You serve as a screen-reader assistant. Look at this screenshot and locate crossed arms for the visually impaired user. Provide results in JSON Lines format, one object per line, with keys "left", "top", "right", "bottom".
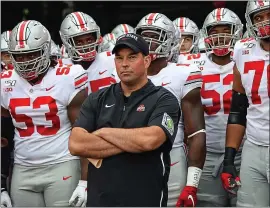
{"left": 69, "top": 126, "right": 167, "bottom": 159}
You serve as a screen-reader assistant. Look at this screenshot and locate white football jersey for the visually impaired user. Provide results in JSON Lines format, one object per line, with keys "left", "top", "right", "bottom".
{"left": 1, "top": 63, "right": 87, "bottom": 166}
{"left": 60, "top": 51, "right": 116, "bottom": 94}
{"left": 148, "top": 63, "right": 202, "bottom": 148}
{"left": 177, "top": 53, "right": 206, "bottom": 71}
{"left": 233, "top": 38, "right": 269, "bottom": 146}
{"left": 177, "top": 53, "right": 191, "bottom": 64}
{"left": 180, "top": 52, "right": 235, "bottom": 152}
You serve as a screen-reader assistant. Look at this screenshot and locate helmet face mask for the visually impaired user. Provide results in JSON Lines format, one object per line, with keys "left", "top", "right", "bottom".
{"left": 135, "top": 13, "right": 176, "bottom": 60}
{"left": 202, "top": 8, "right": 243, "bottom": 56}
{"left": 205, "top": 24, "right": 236, "bottom": 56}
{"left": 64, "top": 31, "right": 101, "bottom": 62}
{"left": 1, "top": 31, "right": 12, "bottom": 67}
{"left": 11, "top": 44, "right": 50, "bottom": 81}
{"left": 60, "top": 12, "right": 101, "bottom": 62}
{"left": 246, "top": 1, "right": 270, "bottom": 39}
{"left": 9, "top": 20, "right": 51, "bottom": 81}
{"left": 138, "top": 28, "right": 173, "bottom": 60}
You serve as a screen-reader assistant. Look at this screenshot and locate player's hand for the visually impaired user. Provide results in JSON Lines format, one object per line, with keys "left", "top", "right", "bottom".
{"left": 1, "top": 137, "right": 8, "bottom": 147}
{"left": 1, "top": 189, "right": 12, "bottom": 207}
{"left": 176, "top": 186, "right": 197, "bottom": 207}
{"left": 221, "top": 159, "right": 241, "bottom": 195}
{"left": 221, "top": 147, "right": 241, "bottom": 195}
{"left": 69, "top": 180, "right": 87, "bottom": 207}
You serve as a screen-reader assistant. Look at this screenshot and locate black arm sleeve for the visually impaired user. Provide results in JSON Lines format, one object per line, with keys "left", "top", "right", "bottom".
{"left": 147, "top": 90, "right": 180, "bottom": 144}
{"left": 228, "top": 90, "right": 249, "bottom": 127}
{"left": 73, "top": 93, "right": 97, "bottom": 133}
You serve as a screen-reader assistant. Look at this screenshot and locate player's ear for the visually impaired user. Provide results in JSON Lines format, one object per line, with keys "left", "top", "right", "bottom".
{"left": 143, "top": 54, "right": 151, "bottom": 69}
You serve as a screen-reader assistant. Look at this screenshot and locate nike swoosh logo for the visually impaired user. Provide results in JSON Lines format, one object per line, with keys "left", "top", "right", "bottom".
{"left": 99, "top": 70, "right": 107, "bottom": 75}
{"left": 45, "top": 85, "right": 55, "bottom": 91}
{"left": 188, "top": 195, "right": 195, "bottom": 207}
{"left": 105, "top": 104, "right": 115, "bottom": 108}
{"left": 170, "top": 161, "right": 180, "bottom": 166}
{"left": 63, "top": 176, "right": 72, "bottom": 180}
{"left": 161, "top": 82, "right": 171, "bottom": 86}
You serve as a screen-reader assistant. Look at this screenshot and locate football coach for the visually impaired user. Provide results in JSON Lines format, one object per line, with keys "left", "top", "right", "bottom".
{"left": 69, "top": 33, "right": 180, "bottom": 207}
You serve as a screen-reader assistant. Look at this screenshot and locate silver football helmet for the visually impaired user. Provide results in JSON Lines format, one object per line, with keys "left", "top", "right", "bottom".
{"left": 9, "top": 20, "right": 51, "bottom": 81}
{"left": 135, "top": 13, "right": 177, "bottom": 60}
{"left": 100, "top": 33, "right": 116, "bottom": 52}
{"left": 111, "top": 24, "right": 135, "bottom": 39}
{"left": 245, "top": 0, "right": 270, "bottom": 39}
{"left": 193, "top": 29, "right": 206, "bottom": 53}
{"left": 202, "top": 8, "right": 243, "bottom": 56}
{"left": 60, "top": 11, "right": 101, "bottom": 62}
{"left": 1, "top": 30, "right": 11, "bottom": 52}
{"left": 50, "top": 40, "right": 62, "bottom": 59}
{"left": 173, "top": 17, "right": 199, "bottom": 53}
{"left": 1, "top": 30, "right": 13, "bottom": 70}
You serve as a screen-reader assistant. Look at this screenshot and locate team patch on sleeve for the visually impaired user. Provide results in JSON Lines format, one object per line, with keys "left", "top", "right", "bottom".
{"left": 184, "top": 71, "right": 202, "bottom": 86}
{"left": 74, "top": 72, "right": 88, "bottom": 89}
{"left": 162, "top": 112, "right": 174, "bottom": 136}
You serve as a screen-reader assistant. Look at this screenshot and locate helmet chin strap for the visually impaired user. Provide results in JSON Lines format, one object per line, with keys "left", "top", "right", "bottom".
{"left": 212, "top": 48, "right": 231, "bottom": 56}
{"left": 78, "top": 50, "right": 97, "bottom": 62}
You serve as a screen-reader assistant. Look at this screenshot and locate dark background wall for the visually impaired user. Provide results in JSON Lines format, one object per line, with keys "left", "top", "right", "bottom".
{"left": 1, "top": 1, "right": 247, "bottom": 45}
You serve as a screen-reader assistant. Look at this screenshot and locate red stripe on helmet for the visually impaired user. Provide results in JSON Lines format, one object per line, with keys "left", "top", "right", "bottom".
{"left": 122, "top": 24, "right": 129, "bottom": 33}
{"left": 257, "top": 0, "right": 264, "bottom": 6}
{"left": 179, "top": 17, "right": 185, "bottom": 32}
{"left": 109, "top": 33, "right": 114, "bottom": 40}
{"left": 147, "top": 13, "right": 157, "bottom": 25}
{"left": 74, "top": 12, "right": 86, "bottom": 29}
{"left": 216, "top": 8, "right": 222, "bottom": 21}
{"left": 18, "top": 21, "right": 30, "bottom": 48}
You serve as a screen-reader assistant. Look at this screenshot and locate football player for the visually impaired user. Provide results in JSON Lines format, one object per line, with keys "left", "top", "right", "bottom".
{"left": 172, "top": 17, "right": 199, "bottom": 63}
{"left": 59, "top": 11, "right": 116, "bottom": 206}
{"left": 221, "top": 1, "right": 269, "bottom": 206}
{"left": 1, "top": 31, "right": 13, "bottom": 71}
{"left": 135, "top": 13, "right": 206, "bottom": 207}
{"left": 179, "top": 8, "right": 244, "bottom": 206}
{"left": 111, "top": 23, "right": 135, "bottom": 38}
{"left": 1, "top": 20, "right": 87, "bottom": 207}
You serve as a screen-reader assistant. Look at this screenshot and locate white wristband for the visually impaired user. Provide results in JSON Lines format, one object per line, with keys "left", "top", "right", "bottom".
{"left": 78, "top": 180, "right": 87, "bottom": 188}
{"left": 186, "top": 167, "right": 202, "bottom": 188}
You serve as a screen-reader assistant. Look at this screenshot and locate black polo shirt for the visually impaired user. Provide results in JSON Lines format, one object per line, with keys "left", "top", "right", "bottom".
{"left": 74, "top": 80, "right": 180, "bottom": 207}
